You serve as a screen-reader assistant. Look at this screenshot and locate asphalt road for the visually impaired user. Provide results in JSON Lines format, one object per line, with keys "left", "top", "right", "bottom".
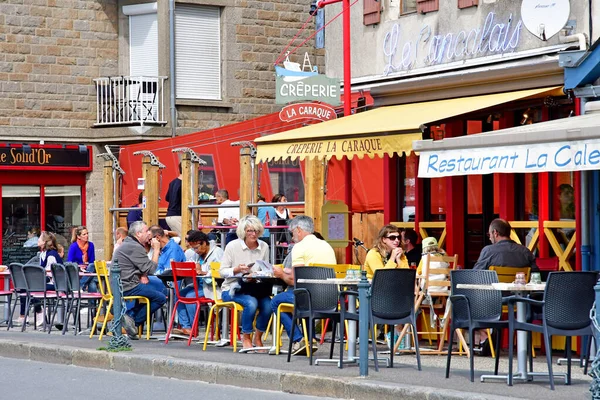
{"left": 0, "top": 357, "right": 340, "bottom": 400}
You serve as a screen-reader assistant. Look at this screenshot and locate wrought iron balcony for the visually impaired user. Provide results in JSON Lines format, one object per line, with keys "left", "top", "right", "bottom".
{"left": 93, "top": 76, "right": 168, "bottom": 127}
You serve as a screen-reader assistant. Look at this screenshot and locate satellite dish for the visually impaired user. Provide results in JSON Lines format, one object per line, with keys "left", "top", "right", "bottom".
{"left": 521, "top": 0, "right": 570, "bottom": 41}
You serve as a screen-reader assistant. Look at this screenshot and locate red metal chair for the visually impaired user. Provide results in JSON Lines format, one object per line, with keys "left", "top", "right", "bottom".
{"left": 166, "top": 261, "right": 214, "bottom": 346}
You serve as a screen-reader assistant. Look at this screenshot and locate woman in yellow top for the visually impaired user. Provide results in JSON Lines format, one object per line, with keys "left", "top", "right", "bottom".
{"left": 364, "top": 225, "right": 408, "bottom": 279}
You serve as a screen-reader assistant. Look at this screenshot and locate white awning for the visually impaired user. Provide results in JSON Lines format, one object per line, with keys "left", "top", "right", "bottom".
{"left": 413, "top": 113, "right": 600, "bottom": 178}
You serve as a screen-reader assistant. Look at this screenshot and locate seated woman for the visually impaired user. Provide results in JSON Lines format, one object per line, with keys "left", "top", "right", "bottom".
{"left": 417, "top": 236, "right": 449, "bottom": 293}
{"left": 219, "top": 215, "right": 271, "bottom": 352}
{"left": 363, "top": 225, "right": 408, "bottom": 349}
{"left": 364, "top": 224, "right": 408, "bottom": 280}
{"left": 66, "top": 226, "right": 97, "bottom": 292}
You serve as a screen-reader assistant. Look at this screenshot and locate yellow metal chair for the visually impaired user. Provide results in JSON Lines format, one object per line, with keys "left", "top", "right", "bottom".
{"left": 203, "top": 262, "right": 244, "bottom": 352}
{"left": 89, "top": 260, "right": 152, "bottom": 340}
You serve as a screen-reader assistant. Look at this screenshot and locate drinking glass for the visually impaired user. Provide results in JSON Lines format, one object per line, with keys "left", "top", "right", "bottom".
{"left": 530, "top": 272, "right": 542, "bottom": 284}
{"left": 514, "top": 272, "right": 526, "bottom": 285}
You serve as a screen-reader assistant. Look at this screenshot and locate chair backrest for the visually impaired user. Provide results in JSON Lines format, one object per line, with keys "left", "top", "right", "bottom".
{"left": 94, "top": 260, "right": 111, "bottom": 298}
{"left": 544, "top": 271, "right": 598, "bottom": 330}
{"left": 171, "top": 261, "right": 202, "bottom": 300}
{"left": 308, "top": 263, "right": 359, "bottom": 279}
{"left": 294, "top": 266, "right": 338, "bottom": 312}
{"left": 22, "top": 264, "right": 48, "bottom": 292}
{"left": 50, "top": 263, "right": 69, "bottom": 294}
{"left": 489, "top": 266, "right": 531, "bottom": 283}
{"left": 209, "top": 262, "right": 223, "bottom": 303}
{"left": 8, "top": 263, "right": 27, "bottom": 291}
{"left": 421, "top": 253, "right": 457, "bottom": 294}
{"left": 371, "top": 268, "right": 416, "bottom": 320}
{"left": 64, "top": 262, "right": 82, "bottom": 292}
{"left": 450, "top": 269, "right": 502, "bottom": 322}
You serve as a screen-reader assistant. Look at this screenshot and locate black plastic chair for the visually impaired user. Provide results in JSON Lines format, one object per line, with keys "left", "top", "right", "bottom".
{"left": 506, "top": 271, "right": 597, "bottom": 390}
{"left": 287, "top": 266, "right": 340, "bottom": 365}
{"left": 64, "top": 262, "right": 102, "bottom": 335}
{"left": 49, "top": 263, "right": 69, "bottom": 334}
{"left": 7, "top": 263, "right": 26, "bottom": 331}
{"left": 369, "top": 268, "right": 421, "bottom": 371}
{"left": 22, "top": 265, "right": 56, "bottom": 332}
{"left": 446, "top": 269, "right": 507, "bottom": 382}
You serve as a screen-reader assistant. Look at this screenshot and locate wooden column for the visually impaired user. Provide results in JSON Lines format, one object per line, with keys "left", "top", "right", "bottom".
{"left": 305, "top": 157, "right": 326, "bottom": 231}
{"left": 238, "top": 147, "right": 256, "bottom": 218}
{"left": 180, "top": 153, "right": 197, "bottom": 246}
{"left": 103, "top": 159, "right": 115, "bottom": 260}
{"left": 383, "top": 154, "right": 398, "bottom": 224}
{"left": 142, "top": 156, "right": 159, "bottom": 226}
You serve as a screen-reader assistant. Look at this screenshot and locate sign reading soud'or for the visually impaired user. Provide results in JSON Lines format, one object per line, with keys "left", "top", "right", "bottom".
{"left": 279, "top": 103, "right": 337, "bottom": 123}
{"left": 276, "top": 74, "right": 341, "bottom": 106}
{"left": 0, "top": 145, "right": 92, "bottom": 171}
{"left": 418, "top": 139, "right": 600, "bottom": 178}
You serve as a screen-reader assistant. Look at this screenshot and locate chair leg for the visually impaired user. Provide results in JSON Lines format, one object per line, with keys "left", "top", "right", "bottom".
{"left": 339, "top": 316, "right": 345, "bottom": 369}
{"left": 389, "top": 324, "right": 394, "bottom": 369}
{"left": 584, "top": 335, "right": 593, "bottom": 375}
{"left": 189, "top": 302, "right": 202, "bottom": 347}
{"left": 203, "top": 306, "right": 216, "bottom": 351}
{"left": 370, "top": 316, "right": 379, "bottom": 372}
{"left": 329, "top": 320, "right": 337, "bottom": 360}
{"left": 22, "top": 297, "right": 31, "bottom": 332}
{"left": 528, "top": 331, "right": 534, "bottom": 373}
{"left": 565, "top": 336, "right": 572, "bottom": 386}
{"left": 468, "top": 328, "right": 475, "bottom": 383}
{"left": 165, "top": 300, "right": 179, "bottom": 345}
{"left": 89, "top": 298, "right": 104, "bottom": 338}
{"left": 494, "top": 327, "right": 502, "bottom": 375}
{"left": 445, "top": 323, "right": 455, "bottom": 378}
{"left": 543, "top": 329, "right": 555, "bottom": 390}
{"left": 508, "top": 325, "right": 514, "bottom": 386}
{"left": 287, "top": 312, "right": 297, "bottom": 363}
{"left": 308, "top": 318, "right": 314, "bottom": 366}
{"left": 412, "top": 322, "right": 421, "bottom": 371}
{"left": 7, "top": 294, "right": 19, "bottom": 331}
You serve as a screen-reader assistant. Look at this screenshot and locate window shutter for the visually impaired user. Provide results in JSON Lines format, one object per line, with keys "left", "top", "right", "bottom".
{"left": 175, "top": 5, "right": 221, "bottom": 101}
{"left": 129, "top": 13, "right": 159, "bottom": 76}
{"left": 458, "top": 0, "right": 478, "bottom": 9}
{"left": 417, "top": 0, "right": 439, "bottom": 14}
{"left": 363, "top": 0, "right": 380, "bottom": 26}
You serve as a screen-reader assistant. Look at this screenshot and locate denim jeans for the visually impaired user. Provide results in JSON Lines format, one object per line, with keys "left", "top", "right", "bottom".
{"left": 175, "top": 285, "right": 205, "bottom": 329}
{"left": 221, "top": 291, "right": 271, "bottom": 334}
{"left": 147, "top": 275, "right": 168, "bottom": 296}
{"left": 123, "top": 283, "right": 167, "bottom": 325}
{"left": 80, "top": 264, "right": 98, "bottom": 293}
{"left": 271, "top": 289, "right": 303, "bottom": 343}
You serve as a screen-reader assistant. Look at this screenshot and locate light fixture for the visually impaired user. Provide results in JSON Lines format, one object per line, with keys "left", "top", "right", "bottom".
{"left": 520, "top": 108, "right": 532, "bottom": 125}
{"left": 22, "top": 144, "right": 32, "bottom": 154}
{"left": 78, "top": 144, "right": 87, "bottom": 153}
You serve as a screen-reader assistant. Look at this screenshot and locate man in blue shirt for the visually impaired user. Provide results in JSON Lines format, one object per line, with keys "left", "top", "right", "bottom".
{"left": 146, "top": 225, "right": 185, "bottom": 295}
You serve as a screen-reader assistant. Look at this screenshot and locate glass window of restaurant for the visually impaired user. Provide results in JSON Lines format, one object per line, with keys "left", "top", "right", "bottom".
{"left": 1, "top": 184, "right": 83, "bottom": 264}
{"left": 267, "top": 157, "right": 305, "bottom": 202}
{"left": 197, "top": 155, "right": 218, "bottom": 201}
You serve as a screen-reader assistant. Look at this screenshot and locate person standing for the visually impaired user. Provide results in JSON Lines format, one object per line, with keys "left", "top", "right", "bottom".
{"left": 112, "top": 221, "right": 166, "bottom": 339}
{"left": 473, "top": 218, "right": 537, "bottom": 271}
{"left": 165, "top": 163, "right": 183, "bottom": 238}
{"left": 271, "top": 215, "right": 336, "bottom": 355}
{"left": 215, "top": 189, "right": 240, "bottom": 246}
{"left": 256, "top": 194, "right": 276, "bottom": 244}
{"left": 127, "top": 192, "right": 144, "bottom": 228}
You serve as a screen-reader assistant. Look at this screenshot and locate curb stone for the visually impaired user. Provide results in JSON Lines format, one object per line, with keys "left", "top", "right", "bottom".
{"left": 0, "top": 339, "right": 521, "bottom": 400}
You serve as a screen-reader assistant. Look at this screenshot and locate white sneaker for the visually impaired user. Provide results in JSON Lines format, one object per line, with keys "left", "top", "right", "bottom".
{"left": 215, "top": 338, "right": 230, "bottom": 347}
{"left": 35, "top": 312, "right": 45, "bottom": 328}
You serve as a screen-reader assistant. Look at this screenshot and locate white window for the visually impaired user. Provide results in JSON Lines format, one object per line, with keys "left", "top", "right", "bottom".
{"left": 175, "top": 4, "right": 221, "bottom": 101}
{"left": 124, "top": 3, "right": 159, "bottom": 76}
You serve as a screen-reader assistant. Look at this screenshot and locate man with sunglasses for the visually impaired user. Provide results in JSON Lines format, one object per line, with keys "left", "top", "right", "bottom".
{"left": 473, "top": 218, "right": 537, "bottom": 271}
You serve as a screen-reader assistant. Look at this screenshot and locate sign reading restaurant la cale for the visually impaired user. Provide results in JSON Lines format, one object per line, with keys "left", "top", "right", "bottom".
{"left": 383, "top": 12, "right": 523, "bottom": 75}
{"left": 418, "top": 139, "right": 600, "bottom": 177}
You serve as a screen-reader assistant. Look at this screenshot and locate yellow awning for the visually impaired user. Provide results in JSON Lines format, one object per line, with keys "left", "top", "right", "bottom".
{"left": 255, "top": 86, "right": 562, "bottom": 162}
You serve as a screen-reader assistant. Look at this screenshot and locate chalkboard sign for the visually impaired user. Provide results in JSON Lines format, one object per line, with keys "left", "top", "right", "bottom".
{"left": 2, "top": 233, "right": 39, "bottom": 264}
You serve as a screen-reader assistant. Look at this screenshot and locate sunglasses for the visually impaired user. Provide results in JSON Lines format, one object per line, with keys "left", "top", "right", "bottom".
{"left": 386, "top": 235, "right": 400, "bottom": 241}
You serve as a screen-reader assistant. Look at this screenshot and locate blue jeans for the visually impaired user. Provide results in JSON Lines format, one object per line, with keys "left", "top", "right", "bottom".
{"left": 221, "top": 291, "right": 271, "bottom": 334}
{"left": 123, "top": 283, "right": 167, "bottom": 325}
{"left": 176, "top": 285, "right": 205, "bottom": 329}
{"left": 147, "top": 275, "right": 168, "bottom": 296}
{"left": 271, "top": 289, "right": 302, "bottom": 343}
{"left": 80, "top": 264, "right": 98, "bottom": 293}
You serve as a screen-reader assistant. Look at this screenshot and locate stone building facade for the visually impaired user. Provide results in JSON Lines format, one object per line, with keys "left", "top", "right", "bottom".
{"left": 0, "top": 0, "right": 324, "bottom": 261}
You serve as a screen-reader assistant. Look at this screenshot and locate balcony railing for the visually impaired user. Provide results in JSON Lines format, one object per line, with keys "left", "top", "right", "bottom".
{"left": 94, "top": 76, "right": 168, "bottom": 127}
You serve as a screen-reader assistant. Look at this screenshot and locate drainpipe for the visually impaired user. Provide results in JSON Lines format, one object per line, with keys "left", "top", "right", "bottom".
{"left": 169, "top": 0, "right": 177, "bottom": 137}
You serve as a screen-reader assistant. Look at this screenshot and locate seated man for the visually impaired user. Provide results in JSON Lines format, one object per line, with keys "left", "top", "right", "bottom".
{"left": 174, "top": 230, "right": 224, "bottom": 336}
{"left": 112, "top": 221, "right": 167, "bottom": 339}
{"left": 271, "top": 216, "right": 336, "bottom": 355}
{"left": 147, "top": 225, "right": 185, "bottom": 295}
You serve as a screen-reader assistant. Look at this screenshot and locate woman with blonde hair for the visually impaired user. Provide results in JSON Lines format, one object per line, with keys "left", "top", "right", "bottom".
{"left": 220, "top": 215, "right": 271, "bottom": 352}
{"left": 364, "top": 224, "right": 408, "bottom": 280}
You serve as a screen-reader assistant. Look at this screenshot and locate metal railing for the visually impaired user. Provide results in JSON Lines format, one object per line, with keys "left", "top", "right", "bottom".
{"left": 93, "top": 76, "right": 168, "bottom": 127}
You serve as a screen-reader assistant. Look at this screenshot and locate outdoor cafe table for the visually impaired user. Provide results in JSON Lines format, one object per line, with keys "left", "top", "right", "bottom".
{"left": 456, "top": 282, "right": 567, "bottom": 385}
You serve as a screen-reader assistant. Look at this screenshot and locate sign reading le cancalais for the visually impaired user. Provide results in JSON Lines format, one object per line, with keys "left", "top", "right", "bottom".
{"left": 275, "top": 56, "right": 341, "bottom": 106}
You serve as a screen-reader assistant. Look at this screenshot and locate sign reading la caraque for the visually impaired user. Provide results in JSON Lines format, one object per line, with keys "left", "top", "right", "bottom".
{"left": 418, "top": 139, "right": 600, "bottom": 177}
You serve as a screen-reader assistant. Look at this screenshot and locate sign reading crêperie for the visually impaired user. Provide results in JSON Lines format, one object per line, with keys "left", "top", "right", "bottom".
{"left": 418, "top": 139, "right": 600, "bottom": 178}
{"left": 276, "top": 75, "right": 341, "bottom": 106}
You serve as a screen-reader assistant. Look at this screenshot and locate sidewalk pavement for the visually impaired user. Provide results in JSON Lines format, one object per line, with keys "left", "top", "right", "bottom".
{"left": 0, "top": 330, "right": 592, "bottom": 400}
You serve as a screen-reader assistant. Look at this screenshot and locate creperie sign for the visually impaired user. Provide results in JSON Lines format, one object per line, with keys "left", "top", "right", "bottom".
{"left": 279, "top": 103, "right": 337, "bottom": 122}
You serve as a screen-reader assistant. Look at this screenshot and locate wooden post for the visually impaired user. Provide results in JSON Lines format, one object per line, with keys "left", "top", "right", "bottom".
{"left": 103, "top": 159, "right": 115, "bottom": 260}
{"left": 142, "top": 156, "right": 159, "bottom": 226}
{"left": 305, "top": 157, "right": 326, "bottom": 231}
{"left": 238, "top": 147, "right": 256, "bottom": 218}
{"left": 180, "top": 153, "right": 196, "bottom": 246}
